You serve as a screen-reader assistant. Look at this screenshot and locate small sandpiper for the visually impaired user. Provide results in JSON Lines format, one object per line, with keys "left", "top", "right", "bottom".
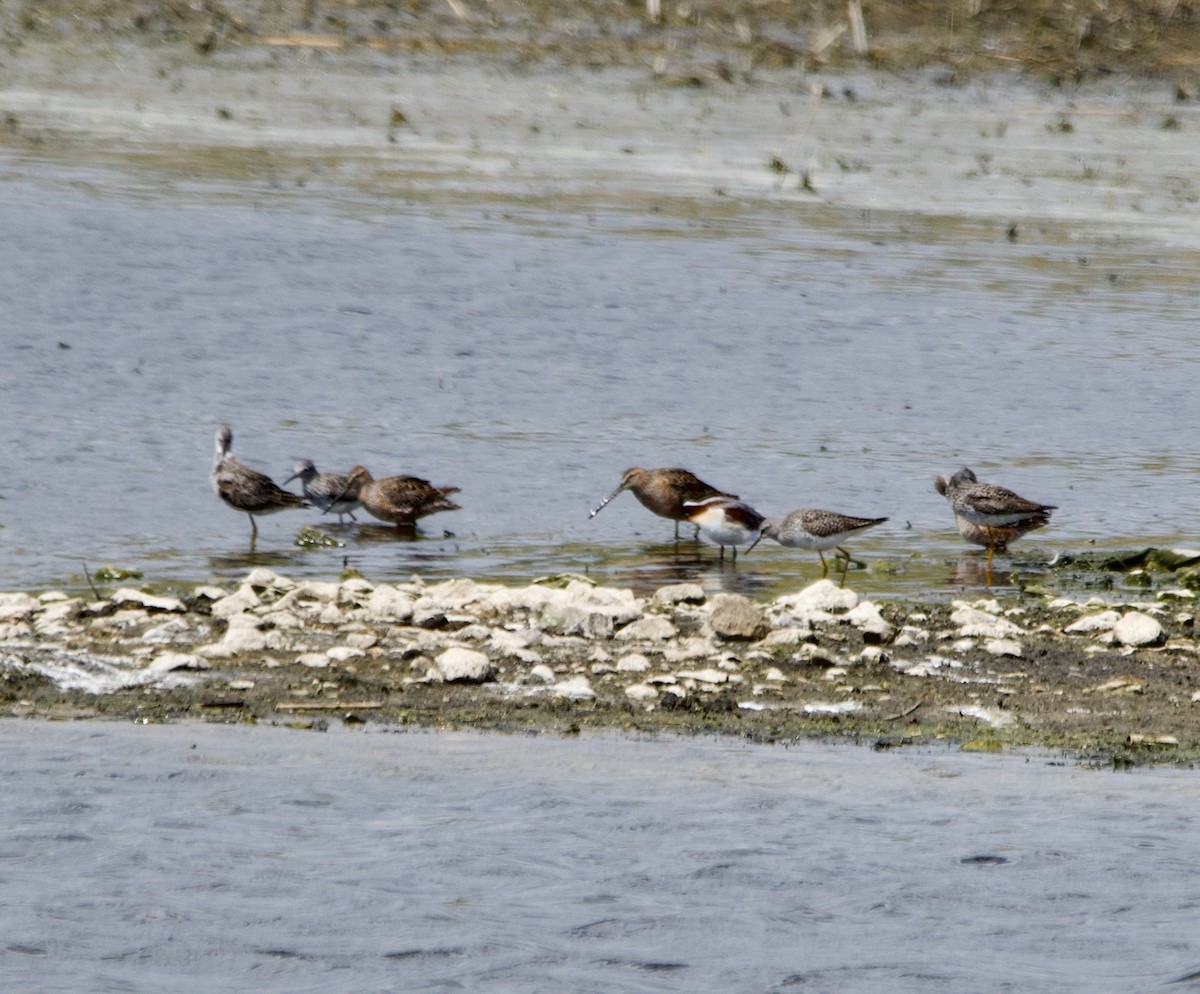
{"left": 589, "top": 467, "right": 738, "bottom": 540}
{"left": 285, "top": 459, "right": 361, "bottom": 524}
{"left": 681, "top": 495, "right": 766, "bottom": 563}
{"left": 211, "top": 424, "right": 307, "bottom": 549}
{"left": 338, "top": 465, "right": 461, "bottom": 527}
{"left": 935, "top": 467, "right": 1056, "bottom": 569}
{"left": 748, "top": 509, "right": 888, "bottom": 581}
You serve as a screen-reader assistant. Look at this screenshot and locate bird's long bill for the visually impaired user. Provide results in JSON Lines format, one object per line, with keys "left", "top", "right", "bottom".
{"left": 283, "top": 471, "right": 300, "bottom": 485}
{"left": 744, "top": 530, "right": 766, "bottom": 554}
{"left": 588, "top": 484, "right": 625, "bottom": 518}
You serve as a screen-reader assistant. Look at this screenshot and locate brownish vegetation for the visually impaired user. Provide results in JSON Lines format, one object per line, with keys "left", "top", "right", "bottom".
{"left": 3, "top": 1, "right": 1200, "bottom": 82}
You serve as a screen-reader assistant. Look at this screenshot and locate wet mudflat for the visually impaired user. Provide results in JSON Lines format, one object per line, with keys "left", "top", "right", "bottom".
{"left": 1, "top": 27, "right": 1199, "bottom": 752}
{"left": 2, "top": 718, "right": 1199, "bottom": 993}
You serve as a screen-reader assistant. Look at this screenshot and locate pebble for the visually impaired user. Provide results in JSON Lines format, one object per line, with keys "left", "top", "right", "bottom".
{"left": 1112, "top": 611, "right": 1165, "bottom": 647}
{"left": 625, "top": 683, "right": 659, "bottom": 701}
{"left": 147, "top": 652, "right": 208, "bottom": 674}
{"left": 552, "top": 675, "right": 595, "bottom": 700}
{"left": 1064, "top": 610, "right": 1122, "bottom": 634}
{"left": 615, "top": 616, "right": 678, "bottom": 641}
{"left": 707, "top": 594, "right": 768, "bottom": 640}
{"left": 616, "top": 653, "right": 650, "bottom": 673}
{"left": 434, "top": 647, "right": 495, "bottom": 683}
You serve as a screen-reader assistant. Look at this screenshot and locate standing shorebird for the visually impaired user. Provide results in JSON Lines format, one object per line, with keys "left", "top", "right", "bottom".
{"left": 285, "top": 460, "right": 361, "bottom": 524}
{"left": 935, "top": 467, "right": 1056, "bottom": 569}
{"left": 681, "top": 496, "right": 766, "bottom": 563}
{"left": 338, "top": 465, "right": 461, "bottom": 528}
{"left": 747, "top": 509, "right": 888, "bottom": 582}
{"left": 589, "top": 467, "right": 738, "bottom": 540}
{"left": 211, "top": 424, "right": 307, "bottom": 550}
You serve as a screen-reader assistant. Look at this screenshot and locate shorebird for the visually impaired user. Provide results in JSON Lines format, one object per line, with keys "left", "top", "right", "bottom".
{"left": 747, "top": 509, "right": 888, "bottom": 582}
{"left": 285, "top": 460, "right": 361, "bottom": 524}
{"left": 681, "top": 496, "right": 766, "bottom": 563}
{"left": 935, "top": 467, "right": 1056, "bottom": 569}
{"left": 589, "top": 467, "right": 738, "bottom": 540}
{"left": 211, "top": 424, "right": 306, "bottom": 549}
{"left": 338, "top": 465, "right": 461, "bottom": 527}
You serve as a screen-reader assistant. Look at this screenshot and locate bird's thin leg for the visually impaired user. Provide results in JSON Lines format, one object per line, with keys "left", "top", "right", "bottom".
{"left": 247, "top": 514, "right": 259, "bottom": 552}
{"left": 836, "top": 547, "right": 851, "bottom": 587}
{"left": 674, "top": 520, "right": 681, "bottom": 541}
{"left": 818, "top": 550, "right": 829, "bottom": 578}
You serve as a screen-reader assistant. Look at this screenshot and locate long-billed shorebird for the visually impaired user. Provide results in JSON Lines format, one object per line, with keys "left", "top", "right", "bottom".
{"left": 748, "top": 508, "right": 888, "bottom": 582}
{"left": 682, "top": 495, "right": 766, "bottom": 563}
{"left": 338, "top": 465, "right": 460, "bottom": 528}
{"left": 211, "top": 424, "right": 306, "bottom": 549}
{"left": 935, "top": 467, "right": 1056, "bottom": 569}
{"left": 589, "top": 467, "right": 738, "bottom": 540}
{"left": 285, "top": 459, "right": 361, "bottom": 524}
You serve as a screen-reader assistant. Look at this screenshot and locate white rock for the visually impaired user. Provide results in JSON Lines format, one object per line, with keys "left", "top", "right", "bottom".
{"left": 802, "top": 701, "right": 862, "bottom": 715}
{"left": 775, "top": 580, "right": 859, "bottom": 617}
{"left": 984, "top": 638, "right": 1024, "bottom": 658}
{"left": 366, "top": 584, "right": 414, "bottom": 622}
{"left": 339, "top": 577, "right": 375, "bottom": 602}
{"left": 950, "top": 605, "right": 1024, "bottom": 638}
{"left": 147, "top": 652, "right": 208, "bottom": 674}
{"left": 0, "top": 592, "right": 41, "bottom": 621}
{"left": 218, "top": 626, "right": 269, "bottom": 654}
{"left": 318, "top": 604, "right": 346, "bottom": 626}
{"left": 141, "top": 618, "right": 191, "bottom": 643}
{"left": 616, "top": 654, "right": 651, "bottom": 673}
{"left": 552, "top": 675, "right": 595, "bottom": 699}
{"left": 419, "top": 577, "right": 501, "bottom": 612}
{"left": 210, "top": 585, "right": 261, "bottom": 618}
{"left": 297, "top": 653, "right": 331, "bottom": 668}
{"left": 763, "top": 667, "right": 788, "bottom": 682}
{"left": 434, "top": 647, "right": 495, "bottom": 683}
{"left": 244, "top": 567, "right": 294, "bottom": 591}
{"left": 113, "top": 588, "right": 186, "bottom": 613}
{"left": 893, "top": 626, "right": 929, "bottom": 647}
{"left": 327, "top": 646, "right": 365, "bottom": 662}
{"left": 529, "top": 664, "right": 556, "bottom": 683}
{"left": 652, "top": 583, "right": 706, "bottom": 607}
{"left": 858, "top": 646, "right": 890, "bottom": 664}
{"left": 294, "top": 581, "right": 341, "bottom": 603}
{"left": 625, "top": 683, "right": 659, "bottom": 701}
{"left": 1112, "top": 611, "right": 1165, "bottom": 647}
{"left": 615, "top": 616, "right": 678, "bottom": 641}
{"left": 676, "top": 668, "right": 728, "bottom": 685}
{"left": 345, "top": 633, "right": 378, "bottom": 650}
{"left": 662, "top": 638, "right": 717, "bottom": 663}
{"left": 844, "top": 601, "right": 893, "bottom": 639}
{"left": 1064, "top": 610, "right": 1122, "bottom": 634}
{"left": 758, "top": 628, "right": 811, "bottom": 647}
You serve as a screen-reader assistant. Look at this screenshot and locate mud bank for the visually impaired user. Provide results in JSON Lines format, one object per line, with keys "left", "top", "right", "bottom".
{"left": 2, "top": 568, "right": 1198, "bottom": 766}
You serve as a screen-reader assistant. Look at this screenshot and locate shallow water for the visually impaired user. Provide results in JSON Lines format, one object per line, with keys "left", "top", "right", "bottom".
{"left": 0, "top": 719, "right": 1197, "bottom": 993}
{"left": 1, "top": 53, "right": 1199, "bottom": 600}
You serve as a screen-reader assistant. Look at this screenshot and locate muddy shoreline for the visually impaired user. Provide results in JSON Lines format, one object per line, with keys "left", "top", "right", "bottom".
{"left": 3, "top": 567, "right": 1198, "bottom": 767}
{"left": 7, "top": 0, "right": 1200, "bottom": 83}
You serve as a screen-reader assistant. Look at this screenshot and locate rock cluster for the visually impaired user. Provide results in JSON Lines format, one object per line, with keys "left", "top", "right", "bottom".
{"left": 1, "top": 571, "right": 1197, "bottom": 746}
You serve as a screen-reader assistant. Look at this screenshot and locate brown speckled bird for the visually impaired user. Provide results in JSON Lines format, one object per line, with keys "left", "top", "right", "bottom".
{"left": 935, "top": 467, "right": 1055, "bottom": 568}
{"left": 589, "top": 467, "right": 737, "bottom": 540}
{"left": 748, "top": 508, "right": 888, "bottom": 582}
{"left": 211, "top": 424, "right": 306, "bottom": 549}
{"left": 340, "top": 465, "right": 461, "bottom": 528}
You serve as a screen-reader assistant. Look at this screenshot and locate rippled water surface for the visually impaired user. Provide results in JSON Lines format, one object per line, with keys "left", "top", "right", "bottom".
{"left": 1, "top": 720, "right": 1197, "bottom": 993}
{"left": 1, "top": 162, "right": 1197, "bottom": 599}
